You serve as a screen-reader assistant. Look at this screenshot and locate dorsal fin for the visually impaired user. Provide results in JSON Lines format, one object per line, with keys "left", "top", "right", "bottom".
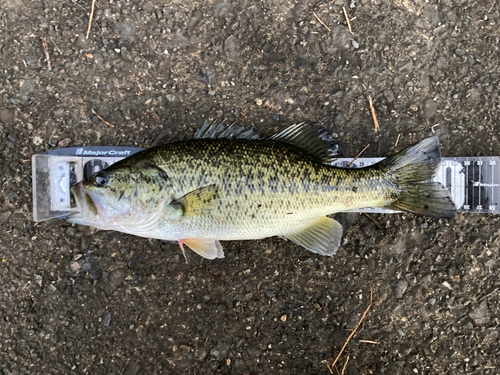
{"left": 268, "top": 123, "right": 338, "bottom": 163}
{"left": 195, "top": 120, "right": 260, "bottom": 140}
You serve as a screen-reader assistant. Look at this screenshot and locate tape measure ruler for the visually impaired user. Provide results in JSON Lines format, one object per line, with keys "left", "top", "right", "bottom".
{"left": 32, "top": 146, "right": 500, "bottom": 222}
{"left": 332, "top": 157, "right": 499, "bottom": 214}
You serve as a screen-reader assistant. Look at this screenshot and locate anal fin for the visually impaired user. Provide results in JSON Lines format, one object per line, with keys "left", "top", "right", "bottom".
{"left": 179, "top": 238, "right": 224, "bottom": 260}
{"left": 284, "top": 217, "right": 343, "bottom": 256}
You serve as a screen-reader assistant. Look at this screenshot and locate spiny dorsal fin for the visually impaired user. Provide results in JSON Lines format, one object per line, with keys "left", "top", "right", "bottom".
{"left": 170, "top": 185, "right": 219, "bottom": 218}
{"left": 268, "top": 123, "right": 338, "bottom": 163}
{"left": 195, "top": 119, "right": 260, "bottom": 140}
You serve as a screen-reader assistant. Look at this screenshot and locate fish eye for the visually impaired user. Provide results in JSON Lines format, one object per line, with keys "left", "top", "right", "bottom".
{"left": 93, "top": 171, "right": 109, "bottom": 188}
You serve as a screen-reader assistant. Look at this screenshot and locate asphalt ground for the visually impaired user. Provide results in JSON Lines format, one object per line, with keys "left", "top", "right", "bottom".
{"left": 1, "top": 1, "right": 499, "bottom": 374}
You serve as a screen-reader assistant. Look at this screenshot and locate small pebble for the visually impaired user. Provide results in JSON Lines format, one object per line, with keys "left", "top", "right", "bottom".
{"left": 58, "top": 138, "right": 71, "bottom": 148}
{"left": 25, "top": 55, "right": 38, "bottom": 65}
{"left": 0, "top": 211, "right": 12, "bottom": 225}
{"left": 383, "top": 89, "right": 395, "bottom": 103}
{"left": 223, "top": 34, "right": 239, "bottom": 57}
{"left": 469, "top": 301, "right": 490, "bottom": 325}
{"left": 93, "top": 53, "right": 104, "bottom": 65}
{"left": 104, "top": 268, "right": 127, "bottom": 296}
{"left": 114, "top": 20, "right": 136, "bottom": 39}
{"left": 394, "top": 280, "right": 408, "bottom": 299}
{"left": 198, "top": 349, "right": 207, "bottom": 361}
{"left": 247, "top": 346, "right": 262, "bottom": 358}
{"left": 20, "top": 78, "right": 37, "bottom": 103}
{"left": 394, "top": 325, "right": 405, "bottom": 337}
{"left": 346, "top": 312, "right": 360, "bottom": 329}
{"left": 405, "top": 273, "right": 417, "bottom": 285}
{"left": 0, "top": 109, "right": 15, "bottom": 124}
{"left": 423, "top": 99, "right": 437, "bottom": 119}
{"left": 122, "top": 361, "right": 141, "bottom": 375}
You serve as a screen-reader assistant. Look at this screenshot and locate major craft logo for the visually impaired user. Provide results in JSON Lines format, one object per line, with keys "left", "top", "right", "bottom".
{"left": 473, "top": 182, "right": 499, "bottom": 187}
{"left": 75, "top": 148, "right": 131, "bottom": 156}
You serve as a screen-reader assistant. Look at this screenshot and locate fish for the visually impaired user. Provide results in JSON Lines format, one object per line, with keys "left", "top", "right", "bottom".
{"left": 67, "top": 122, "right": 456, "bottom": 259}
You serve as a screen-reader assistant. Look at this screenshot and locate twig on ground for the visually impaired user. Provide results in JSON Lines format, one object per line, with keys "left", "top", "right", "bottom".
{"left": 329, "top": 286, "right": 374, "bottom": 372}
{"left": 488, "top": 0, "right": 496, "bottom": 13}
{"left": 368, "top": 95, "right": 379, "bottom": 132}
{"left": 50, "top": 37, "right": 63, "bottom": 54}
{"left": 41, "top": 37, "right": 51, "bottom": 71}
{"left": 395, "top": 133, "right": 401, "bottom": 148}
{"left": 86, "top": 0, "right": 96, "bottom": 39}
{"left": 347, "top": 144, "right": 370, "bottom": 167}
{"left": 313, "top": 11, "right": 331, "bottom": 31}
{"left": 327, "top": 363, "right": 341, "bottom": 375}
{"left": 341, "top": 353, "right": 350, "bottom": 375}
{"left": 363, "top": 213, "right": 388, "bottom": 235}
{"left": 359, "top": 339, "right": 380, "bottom": 344}
{"left": 478, "top": 287, "right": 499, "bottom": 302}
{"left": 342, "top": 7, "right": 352, "bottom": 33}
{"left": 91, "top": 108, "right": 115, "bottom": 127}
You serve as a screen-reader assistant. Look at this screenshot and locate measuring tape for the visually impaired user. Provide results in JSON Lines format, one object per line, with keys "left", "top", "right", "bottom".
{"left": 32, "top": 147, "right": 499, "bottom": 222}
{"left": 332, "top": 157, "right": 499, "bottom": 214}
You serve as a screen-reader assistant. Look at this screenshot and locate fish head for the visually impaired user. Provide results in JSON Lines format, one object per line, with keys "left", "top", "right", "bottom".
{"left": 67, "top": 162, "right": 172, "bottom": 231}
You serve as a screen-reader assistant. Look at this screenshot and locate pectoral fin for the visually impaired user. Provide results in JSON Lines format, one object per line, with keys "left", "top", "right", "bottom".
{"left": 171, "top": 185, "right": 219, "bottom": 218}
{"left": 284, "top": 217, "right": 343, "bottom": 256}
{"left": 179, "top": 238, "right": 224, "bottom": 259}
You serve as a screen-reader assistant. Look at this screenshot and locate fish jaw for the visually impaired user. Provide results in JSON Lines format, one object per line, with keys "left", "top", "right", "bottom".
{"left": 67, "top": 181, "right": 166, "bottom": 236}
{"left": 67, "top": 182, "right": 102, "bottom": 226}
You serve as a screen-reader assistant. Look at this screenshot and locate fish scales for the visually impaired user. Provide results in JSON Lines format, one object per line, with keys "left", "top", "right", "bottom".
{"left": 128, "top": 139, "right": 395, "bottom": 240}
{"left": 68, "top": 123, "right": 456, "bottom": 259}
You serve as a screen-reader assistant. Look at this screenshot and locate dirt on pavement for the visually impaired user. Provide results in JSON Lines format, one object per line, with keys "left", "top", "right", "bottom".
{"left": 1, "top": 0, "right": 499, "bottom": 374}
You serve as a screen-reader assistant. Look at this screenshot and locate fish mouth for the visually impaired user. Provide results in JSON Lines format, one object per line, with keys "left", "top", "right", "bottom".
{"left": 67, "top": 182, "right": 99, "bottom": 223}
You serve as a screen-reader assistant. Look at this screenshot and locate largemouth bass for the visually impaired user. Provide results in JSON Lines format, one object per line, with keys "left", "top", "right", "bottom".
{"left": 68, "top": 122, "right": 456, "bottom": 259}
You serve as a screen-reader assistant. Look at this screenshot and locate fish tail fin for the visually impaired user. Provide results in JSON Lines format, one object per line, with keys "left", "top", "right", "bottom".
{"left": 379, "top": 137, "right": 456, "bottom": 219}
{"left": 389, "top": 182, "right": 456, "bottom": 218}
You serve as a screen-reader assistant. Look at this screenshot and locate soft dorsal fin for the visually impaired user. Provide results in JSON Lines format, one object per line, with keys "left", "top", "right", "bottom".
{"left": 268, "top": 123, "right": 338, "bottom": 163}
{"left": 195, "top": 120, "right": 260, "bottom": 140}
